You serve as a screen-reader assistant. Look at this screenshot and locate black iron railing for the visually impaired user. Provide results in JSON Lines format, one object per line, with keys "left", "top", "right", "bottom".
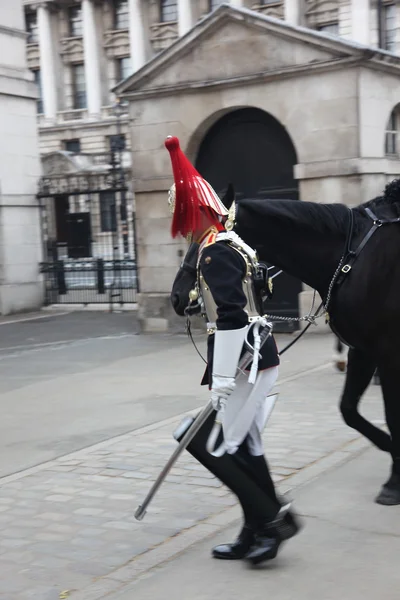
{"left": 40, "top": 258, "right": 137, "bottom": 306}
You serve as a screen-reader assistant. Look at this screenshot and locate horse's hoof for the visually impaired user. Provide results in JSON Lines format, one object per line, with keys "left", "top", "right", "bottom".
{"left": 335, "top": 360, "right": 346, "bottom": 373}
{"left": 375, "top": 477, "right": 400, "bottom": 505}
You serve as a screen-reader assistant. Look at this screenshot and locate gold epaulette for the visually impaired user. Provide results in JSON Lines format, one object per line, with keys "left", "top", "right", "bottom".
{"left": 203, "top": 230, "right": 218, "bottom": 248}
{"left": 198, "top": 226, "right": 219, "bottom": 256}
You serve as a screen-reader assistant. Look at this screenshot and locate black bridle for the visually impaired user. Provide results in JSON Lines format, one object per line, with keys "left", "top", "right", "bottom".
{"left": 335, "top": 206, "right": 400, "bottom": 291}
{"left": 180, "top": 205, "right": 400, "bottom": 362}
{"left": 327, "top": 205, "right": 400, "bottom": 349}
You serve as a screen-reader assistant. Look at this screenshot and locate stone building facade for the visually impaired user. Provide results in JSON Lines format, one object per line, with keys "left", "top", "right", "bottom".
{"left": 114, "top": 4, "right": 400, "bottom": 331}
{"left": 21, "top": 0, "right": 400, "bottom": 323}
{"left": 0, "top": 2, "right": 42, "bottom": 314}
{"left": 23, "top": 0, "right": 400, "bottom": 156}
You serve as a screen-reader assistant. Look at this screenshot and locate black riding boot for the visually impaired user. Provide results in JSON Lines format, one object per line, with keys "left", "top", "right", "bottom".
{"left": 238, "top": 450, "right": 302, "bottom": 542}
{"left": 245, "top": 510, "right": 295, "bottom": 565}
{"left": 212, "top": 524, "right": 255, "bottom": 560}
{"left": 173, "top": 413, "right": 280, "bottom": 560}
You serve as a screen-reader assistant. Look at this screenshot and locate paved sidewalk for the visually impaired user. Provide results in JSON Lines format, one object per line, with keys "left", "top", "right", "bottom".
{"left": 114, "top": 447, "right": 398, "bottom": 600}
{"left": 0, "top": 335, "right": 385, "bottom": 600}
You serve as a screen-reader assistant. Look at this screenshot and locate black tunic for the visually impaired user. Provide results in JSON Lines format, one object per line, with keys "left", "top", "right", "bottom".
{"left": 199, "top": 241, "right": 279, "bottom": 386}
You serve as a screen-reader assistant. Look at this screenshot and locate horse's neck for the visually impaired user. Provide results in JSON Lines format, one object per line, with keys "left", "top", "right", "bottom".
{"left": 237, "top": 200, "right": 347, "bottom": 296}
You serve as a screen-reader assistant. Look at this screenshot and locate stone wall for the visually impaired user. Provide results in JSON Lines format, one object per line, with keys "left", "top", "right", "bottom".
{"left": 128, "top": 67, "right": 360, "bottom": 331}
{"left": 37, "top": 117, "right": 132, "bottom": 155}
{"left": 121, "top": 9, "right": 400, "bottom": 332}
{"left": 0, "top": 2, "right": 43, "bottom": 314}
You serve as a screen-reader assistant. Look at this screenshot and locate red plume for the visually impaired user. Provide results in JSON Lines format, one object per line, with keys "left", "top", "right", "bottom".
{"left": 164, "top": 136, "right": 202, "bottom": 238}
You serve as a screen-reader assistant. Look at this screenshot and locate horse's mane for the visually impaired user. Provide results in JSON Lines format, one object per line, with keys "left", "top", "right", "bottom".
{"left": 240, "top": 179, "right": 400, "bottom": 236}
{"left": 240, "top": 197, "right": 349, "bottom": 236}
{"left": 360, "top": 179, "right": 400, "bottom": 214}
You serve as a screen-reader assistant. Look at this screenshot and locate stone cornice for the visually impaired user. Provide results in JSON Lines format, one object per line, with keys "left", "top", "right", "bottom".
{"left": 37, "top": 116, "right": 130, "bottom": 134}
{"left": 0, "top": 24, "right": 28, "bottom": 40}
{"left": 115, "top": 4, "right": 400, "bottom": 97}
{"left": 25, "top": 1, "right": 61, "bottom": 12}
{"left": 295, "top": 158, "right": 400, "bottom": 180}
{"left": 0, "top": 70, "right": 37, "bottom": 100}
{"left": 119, "top": 56, "right": 361, "bottom": 100}
{"left": 133, "top": 159, "right": 400, "bottom": 190}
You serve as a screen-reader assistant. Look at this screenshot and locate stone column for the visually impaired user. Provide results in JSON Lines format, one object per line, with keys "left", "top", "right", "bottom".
{"left": 284, "top": 0, "right": 303, "bottom": 26}
{"left": 37, "top": 2, "right": 58, "bottom": 122}
{"left": 128, "top": 0, "right": 147, "bottom": 72}
{"left": 82, "top": 0, "right": 102, "bottom": 117}
{"left": 177, "top": 0, "right": 195, "bottom": 37}
{"left": 351, "top": 0, "right": 370, "bottom": 45}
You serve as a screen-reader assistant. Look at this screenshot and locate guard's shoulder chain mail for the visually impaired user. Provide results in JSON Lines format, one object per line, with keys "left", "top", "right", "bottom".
{"left": 196, "top": 231, "right": 262, "bottom": 335}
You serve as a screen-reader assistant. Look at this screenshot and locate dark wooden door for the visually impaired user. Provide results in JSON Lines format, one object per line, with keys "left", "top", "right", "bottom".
{"left": 54, "top": 195, "right": 69, "bottom": 244}
{"left": 67, "top": 212, "right": 92, "bottom": 259}
{"left": 196, "top": 108, "right": 302, "bottom": 331}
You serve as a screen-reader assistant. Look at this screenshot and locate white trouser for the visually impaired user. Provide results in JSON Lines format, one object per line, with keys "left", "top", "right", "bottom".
{"left": 221, "top": 366, "right": 279, "bottom": 456}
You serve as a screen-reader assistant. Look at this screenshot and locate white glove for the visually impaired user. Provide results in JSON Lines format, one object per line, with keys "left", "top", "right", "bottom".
{"left": 211, "top": 375, "right": 236, "bottom": 411}
{"left": 210, "top": 327, "right": 246, "bottom": 411}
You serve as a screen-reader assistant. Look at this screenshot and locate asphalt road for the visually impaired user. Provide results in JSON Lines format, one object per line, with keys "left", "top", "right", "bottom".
{"left": 0, "top": 311, "right": 340, "bottom": 479}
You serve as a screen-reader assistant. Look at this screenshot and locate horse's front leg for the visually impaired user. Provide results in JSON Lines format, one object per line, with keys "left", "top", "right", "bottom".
{"left": 375, "top": 360, "right": 400, "bottom": 505}
{"left": 339, "top": 348, "right": 391, "bottom": 452}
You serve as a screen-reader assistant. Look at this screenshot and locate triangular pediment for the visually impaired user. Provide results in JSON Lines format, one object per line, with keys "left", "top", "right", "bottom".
{"left": 115, "top": 5, "right": 370, "bottom": 98}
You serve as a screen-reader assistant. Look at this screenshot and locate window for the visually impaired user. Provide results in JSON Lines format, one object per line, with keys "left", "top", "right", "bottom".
{"left": 116, "top": 57, "right": 132, "bottom": 82}
{"left": 209, "top": 0, "right": 224, "bottom": 11}
{"left": 109, "top": 134, "right": 126, "bottom": 152}
{"left": 32, "top": 69, "right": 43, "bottom": 114}
{"left": 317, "top": 22, "right": 339, "bottom": 36}
{"left": 71, "top": 64, "right": 87, "bottom": 109}
{"left": 385, "top": 109, "right": 398, "bottom": 155}
{"left": 114, "top": 0, "right": 129, "bottom": 29}
{"left": 100, "top": 192, "right": 117, "bottom": 232}
{"left": 64, "top": 139, "right": 81, "bottom": 153}
{"left": 160, "top": 0, "right": 178, "bottom": 22}
{"left": 383, "top": 4, "right": 396, "bottom": 52}
{"left": 68, "top": 5, "right": 83, "bottom": 37}
{"left": 26, "top": 11, "right": 38, "bottom": 43}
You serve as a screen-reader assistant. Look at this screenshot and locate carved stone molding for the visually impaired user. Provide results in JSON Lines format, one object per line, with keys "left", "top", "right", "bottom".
{"left": 42, "top": 151, "right": 79, "bottom": 176}
{"left": 27, "top": 42, "right": 40, "bottom": 68}
{"left": 60, "top": 36, "right": 84, "bottom": 63}
{"left": 103, "top": 29, "right": 130, "bottom": 57}
{"left": 25, "top": 1, "right": 61, "bottom": 13}
{"left": 252, "top": 2, "right": 284, "bottom": 20}
{"left": 150, "top": 22, "right": 178, "bottom": 53}
{"left": 305, "top": 0, "right": 339, "bottom": 26}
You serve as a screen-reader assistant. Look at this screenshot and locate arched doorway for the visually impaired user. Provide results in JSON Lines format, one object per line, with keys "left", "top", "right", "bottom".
{"left": 195, "top": 107, "right": 302, "bottom": 330}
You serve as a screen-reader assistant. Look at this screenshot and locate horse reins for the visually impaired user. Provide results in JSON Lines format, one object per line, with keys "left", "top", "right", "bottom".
{"left": 329, "top": 206, "right": 400, "bottom": 297}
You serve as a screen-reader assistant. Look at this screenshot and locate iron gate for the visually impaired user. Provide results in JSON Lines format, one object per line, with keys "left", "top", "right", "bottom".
{"left": 38, "top": 161, "right": 138, "bottom": 307}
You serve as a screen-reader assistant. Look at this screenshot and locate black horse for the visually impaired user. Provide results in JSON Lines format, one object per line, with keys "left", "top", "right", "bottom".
{"left": 171, "top": 182, "right": 400, "bottom": 505}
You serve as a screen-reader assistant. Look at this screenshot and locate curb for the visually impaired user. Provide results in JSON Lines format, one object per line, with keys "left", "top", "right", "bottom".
{"left": 0, "top": 361, "right": 333, "bottom": 488}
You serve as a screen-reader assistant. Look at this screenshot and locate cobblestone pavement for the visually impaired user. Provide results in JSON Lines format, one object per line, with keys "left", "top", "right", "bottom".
{"left": 0, "top": 357, "right": 385, "bottom": 600}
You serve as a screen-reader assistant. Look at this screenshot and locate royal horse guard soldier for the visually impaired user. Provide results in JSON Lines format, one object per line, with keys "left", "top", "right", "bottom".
{"left": 164, "top": 136, "right": 301, "bottom": 565}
